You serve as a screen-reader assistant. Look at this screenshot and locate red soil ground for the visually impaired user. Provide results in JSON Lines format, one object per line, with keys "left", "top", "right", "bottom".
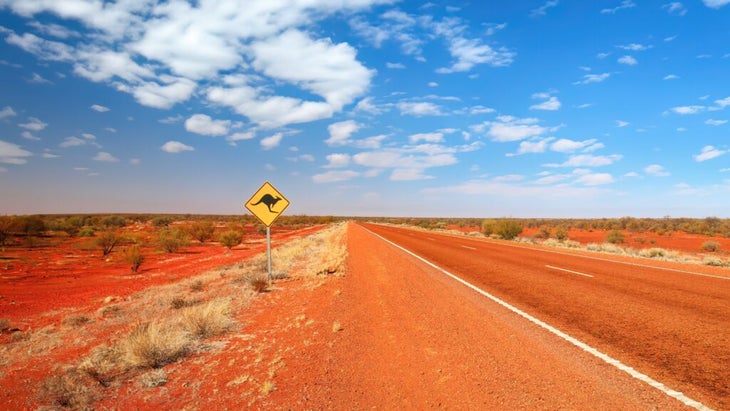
{"left": 1, "top": 222, "right": 726, "bottom": 409}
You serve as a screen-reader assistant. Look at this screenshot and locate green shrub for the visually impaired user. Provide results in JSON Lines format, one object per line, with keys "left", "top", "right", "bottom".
{"left": 100, "top": 215, "right": 127, "bottom": 229}
{"left": 78, "top": 227, "right": 95, "bottom": 237}
{"left": 95, "top": 231, "right": 121, "bottom": 257}
{"left": 555, "top": 227, "right": 569, "bottom": 241}
{"left": 481, "top": 219, "right": 497, "bottom": 236}
{"left": 606, "top": 230, "right": 625, "bottom": 244}
{"left": 495, "top": 219, "right": 523, "bottom": 240}
{"left": 124, "top": 245, "right": 145, "bottom": 273}
{"left": 151, "top": 216, "right": 174, "bottom": 228}
{"left": 156, "top": 228, "right": 188, "bottom": 253}
{"left": 189, "top": 221, "right": 215, "bottom": 243}
{"left": 701, "top": 241, "right": 720, "bottom": 252}
{"left": 219, "top": 230, "right": 243, "bottom": 250}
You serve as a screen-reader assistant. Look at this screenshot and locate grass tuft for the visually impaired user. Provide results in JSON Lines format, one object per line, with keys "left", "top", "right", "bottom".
{"left": 121, "top": 321, "right": 191, "bottom": 369}
{"left": 181, "top": 299, "right": 233, "bottom": 339}
{"left": 40, "top": 367, "right": 99, "bottom": 411}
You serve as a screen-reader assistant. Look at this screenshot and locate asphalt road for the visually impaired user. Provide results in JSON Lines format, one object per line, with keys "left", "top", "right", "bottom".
{"left": 359, "top": 223, "right": 730, "bottom": 410}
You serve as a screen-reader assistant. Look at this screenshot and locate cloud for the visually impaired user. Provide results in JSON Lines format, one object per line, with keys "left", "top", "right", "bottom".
{"left": 531, "top": 1, "right": 559, "bottom": 17}
{"left": 261, "top": 133, "right": 283, "bottom": 150}
{"left": 671, "top": 105, "right": 705, "bottom": 115}
{"left": 601, "top": 0, "right": 636, "bottom": 14}
{"left": 312, "top": 170, "right": 361, "bottom": 183}
{"left": 93, "top": 151, "right": 119, "bottom": 162}
{"left": 0, "top": 106, "right": 17, "bottom": 119}
{"left": 573, "top": 73, "right": 610, "bottom": 85}
{"left": 60, "top": 136, "right": 86, "bottom": 147}
{"left": 325, "top": 153, "right": 352, "bottom": 168}
{"left": 409, "top": 133, "right": 444, "bottom": 143}
{"left": 21, "top": 131, "right": 40, "bottom": 141}
{"left": 705, "top": 119, "right": 728, "bottom": 126}
{"left": 550, "top": 138, "right": 601, "bottom": 153}
{"left": 618, "top": 55, "right": 638, "bottom": 65}
{"left": 326, "top": 120, "right": 361, "bottom": 146}
{"left": 90, "top": 104, "right": 110, "bottom": 112}
{"left": 397, "top": 101, "right": 443, "bottom": 116}
{"left": 546, "top": 154, "right": 622, "bottom": 168}
{"left": 227, "top": 131, "right": 256, "bottom": 144}
{"left": 716, "top": 96, "right": 730, "bottom": 108}
{"left": 512, "top": 138, "right": 552, "bottom": 155}
{"left": 436, "top": 37, "right": 515, "bottom": 73}
{"left": 19, "top": 117, "right": 48, "bottom": 131}
{"left": 185, "top": 114, "right": 230, "bottom": 136}
{"left": 616, "top": 120, "right": 630, "bottom": 127}
{"left": 663, "top": 2, "right": 688, "bottom": 15}
{"left": 645, "top": 164, "right": 670, "bottom": 176}
{"left": 693, "top": 145, "right": 726, "bottom": 162}
{"left": 663, "top": 74, "right": 679, "bottom": 80}
{"left": 575, "top": 173, "right": 614, "bottom": 186}
{"left": 0, "top": 140, "right": 32, "bottom": 164}
{"left": 485, "top": 116, "right": 549, "bottom": 142}
{"left": 703, "top": 0, "right": 730, "bottom": 8}
{"left": 28, "top": 72, "right": 51, "bottom": 84}
{"left": 530, "top": 96, "right": 561, "bottom": 111}
{"left": 161, "top": 141, "right": 194, "bottom": 153}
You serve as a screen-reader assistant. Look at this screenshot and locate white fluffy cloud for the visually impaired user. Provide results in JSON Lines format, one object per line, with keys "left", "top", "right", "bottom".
{"left": 703, "top": 0, "right": 730, "bottom": 8}
{"left": 19, "top": 117, "right": 48, "bottom": 131}
{"left": 530, "top": 96, "right": 561, "bottom": 111}
{"left": 90, "top": 104, "right": 110, "bottom": 112}
{"left": 0, "top": 140, "right": 32, "bottom": 164}
{"left": 185, "top": 114, "right": 230, "bottom": 136}
{"left": 260, "top": 133, "right": 283, "bottom": 150}
{"left": 693, "top": 145, "right": 726, "bottom": 162}
{"left": 93, "top": 151, "right": 119, "bottom": 162}
{"left": 645, "top": 164, "right": 670, "bottom": 176}
{"left": 326, "top": 120, "right": 361, "bottom": 146}
{"left": 0, "top": 106, "right": 17, "bottom": 119}
{"left": 485, "top": 116, "right": 549, "bottom": 142}
{"left": 161, "top": 140, "right": 194, "bottom": 153}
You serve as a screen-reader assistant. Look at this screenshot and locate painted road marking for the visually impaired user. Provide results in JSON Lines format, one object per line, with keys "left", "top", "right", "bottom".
{"left": 546, "top": 265, "right": 594, "bottom": 278}
{"left": 365, "top": 227, "right": 712, "bottom": 411}
{"left": 461, "top": 245, "right": 477, "bottom": 250}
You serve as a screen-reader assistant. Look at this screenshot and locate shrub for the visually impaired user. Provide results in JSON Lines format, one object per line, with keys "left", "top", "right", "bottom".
{"left": 189, "top": 280, "right": 205, "bottom": 292}
{"left": 95, "top": 231, "right": 121, "bottom": 257}
{"left": 242, "top": 273, "right": 269, "bottom": 292}
{"left": 78, "top": 227, "right": 95, "bottom": 237}
{"left": 180, "top": 299, "right": 233, "bottom": 339}
{"left": 40, "top": 368, "right": 98, "bottom": 410}
{"left": 555, "top": 227, "right": 569, "bottom": 241}
{"left": 124, "top": 245, "right": 145, "bottom": 273}
{"left": 122, "top": 322, "right": 191, "bottom": 369}
{"left": 701, "top": 241, "right": 720, "bottom": 252}
{"left": 535, "top": 226, "right": 551, "bottom": 239}
{"left": 170, "top": 297, "right": 200, "bottom": 310}
{"left": 495, "top": 219, "right": 523, "bottom": 240}
{"left": 606, "top": 230, "right": 625, "bottom": 244}
{"left": 481, "top": 219, "right": 497, "bottom": 236}
{"left": 189, "top": 221, "right": 215, "bottom": 243}
{"left": 0, "top": 216, "right": 19, "bottom": 247}
{"left": 100, "top": 215, "right": 127, "bottom": 229}
{"left": 639, "top": 248, "right": 668, "bottom": 258}
{"left": 62, "top": 314, "right": 93, "bottom": 327}
{"left": 79, "top": 345, "right": 124, "bottom": 387}
{"left": 156, "top": 228, "right": 188, "bottom": 253}
{"left": 151, "top": 216, "right": 174, "bottom": 228}
{"left": 219, "top": 230, "right": 243, "bottom": 250}
{"left": 703, "top": 257, "right": 725, "bottom": 266}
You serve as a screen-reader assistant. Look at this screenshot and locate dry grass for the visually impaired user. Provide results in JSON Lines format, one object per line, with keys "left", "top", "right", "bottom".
{"left": 40, "top": 367, "right": 99, "bottom": 411}
{"left": 61, "top": 314, "right": 93, "bottom": 327}
{"left": 78, "top": 345, "right": 124, "bottom": 387}
{"left": 180, "top": 298, "right": 233, "bottom": 339}
{"left": 121, "top": 321, "right": 191, "bottom": 369}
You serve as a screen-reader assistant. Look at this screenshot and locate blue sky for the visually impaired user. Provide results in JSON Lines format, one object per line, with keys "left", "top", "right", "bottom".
{"left": 1, "top": 0, "right": 729, "bottom": 218}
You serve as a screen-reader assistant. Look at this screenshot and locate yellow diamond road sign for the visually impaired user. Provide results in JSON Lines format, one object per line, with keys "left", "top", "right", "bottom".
{"left": 245, "top": 181, "right": 290, "bottom": 227}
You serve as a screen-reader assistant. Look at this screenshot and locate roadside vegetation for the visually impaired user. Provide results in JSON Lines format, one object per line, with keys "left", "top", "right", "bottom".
{"left": 1, "top": 221, "right": 347, "bottom": 410}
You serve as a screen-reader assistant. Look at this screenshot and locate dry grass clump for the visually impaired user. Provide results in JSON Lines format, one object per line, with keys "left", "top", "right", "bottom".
{"left": 121, "top": 321, "right": 191, "bottom": 369}
{"left": 188, "top": 279, "right": 205, "bottom": 292}
{"left": 703, "top": 256, "right": 725, "bottom": 266}
{"left": 170, "top": 296, "right": 201, "bottom": 309}
{"left": 78, "top": 345, "right": 124, "bottom": 387}
{"left": 180, "top": 299, "right": 233, "bottom": 339}
{"left": 138, "top": 368, "right": 167, "bottom": 388}
{"left": 0, "top": 318, "right": 10, "bottom": 332}
{"left": 241, "top": 273, "right": 270, "bottom": 293}
{"left": 62, "top": 314, "right": 93, "bottom": 327}
{"left": 40, "top": 367, "right": 99, "bottom": 411}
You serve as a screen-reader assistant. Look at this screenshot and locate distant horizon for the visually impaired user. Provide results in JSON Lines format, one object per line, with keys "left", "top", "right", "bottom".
{"left": 2, "top": 1, "right": 729, "bottom": 218}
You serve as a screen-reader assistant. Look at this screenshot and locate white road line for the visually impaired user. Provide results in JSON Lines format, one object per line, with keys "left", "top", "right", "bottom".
{"left": 546, "top": 265, "right": 594, "bottom": 278}
{"left": 364, "top": 227, "right": 713, "bottom": 411}
{"left": 461, "top": 245, "right": 477, "bottom": 250}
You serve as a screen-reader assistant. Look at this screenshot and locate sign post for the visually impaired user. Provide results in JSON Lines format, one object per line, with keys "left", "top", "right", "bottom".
{"left": 245, "top": 182, "right": 290, "bottom": 282}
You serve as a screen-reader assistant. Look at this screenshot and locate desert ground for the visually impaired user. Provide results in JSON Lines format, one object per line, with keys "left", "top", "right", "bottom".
{"left": 1, "top": 217, "right": 729, "bottom": 410}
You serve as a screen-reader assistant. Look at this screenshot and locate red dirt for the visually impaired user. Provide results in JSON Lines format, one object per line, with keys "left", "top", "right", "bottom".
{"left": 2, "top": 222, "right": 727, "bottom": 409}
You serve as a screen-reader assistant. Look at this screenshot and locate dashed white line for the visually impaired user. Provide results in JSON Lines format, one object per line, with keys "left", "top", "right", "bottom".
{"left": 546, "top": 265, "right": 594, "bottom": 278}
{"left": 365, "top": 227, "right": 713, "bottom": 411}
{"left": 461, "top": 245, "right": 477, "bottom": 250}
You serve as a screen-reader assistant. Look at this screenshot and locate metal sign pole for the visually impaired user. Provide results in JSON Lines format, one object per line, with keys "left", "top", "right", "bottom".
{"left": 266, "top": 226, "right": 272, "bottom": 282}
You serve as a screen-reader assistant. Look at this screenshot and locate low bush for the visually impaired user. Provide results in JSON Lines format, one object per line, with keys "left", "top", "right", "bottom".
{"left": 124, "top": 245, "right": 145, "bottom": 273}
{"left": 606, "top": 230, "right": 625, "bottom": 244}
{"left": 218, "top": 230, "right": 243, "bottom": 250}
{"left": 180, "top": 299, "right": 233, "bottom": 339}
{"left": 40, "top": 368, "right": 98, "bottom": 411}
{"left": 156, "top": 228, "right": 188, "bottom": 253}
{"left": 95, "top": 231, "right": 121, "bottom": 257}
{"left": 495, "top": 219, "right": 523, "bottom": 240}
{"left": 189, "top": 221, "right": 215, "bottom": 243}
{"left": 701, "top": 241, "right": 721, "bottom": 252}
{"left": 122, "top": 321, "right": 191, "bottom": 369}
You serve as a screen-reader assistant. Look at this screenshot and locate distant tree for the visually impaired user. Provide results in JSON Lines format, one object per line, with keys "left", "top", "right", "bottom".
{"left": 189, "top": 221, "right": 215, "bottom": 243}
{"left": 157, "top": 227, "right": 188, "bottom": 253}
{"left": 0, "top": 216, "right": 19, "bottom": 247}
{"left": 100, "top": 215, "right": 127, "bottom": 229}
{"left": 481, "top": 219, "right": 498, "bottom": 236}
{"left": 96, "top": 231, "right": 121, "bottom": 257}
{"left": 151, "top": 216, "right": 174, "bottom": 228}
{"left": 606, "top": 230, "right": 625, "bottom": 244}
{"left": 218, "top": 231, "right": 243, "bottom": 250}
{"left": 124, "top": 245, "right": 145, "bottom": 273}
{"left": 495, "top": 219, "right": 524, "bottom": 240}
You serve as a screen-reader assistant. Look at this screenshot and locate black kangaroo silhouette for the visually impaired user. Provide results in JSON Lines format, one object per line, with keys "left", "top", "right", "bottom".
{"left": 250, "top": 194, "right": 282, "bottom": 213}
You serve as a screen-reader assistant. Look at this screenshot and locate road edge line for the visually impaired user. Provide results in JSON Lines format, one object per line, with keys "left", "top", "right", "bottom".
{"left": 363, "top": 225, "right": 713, "bottom": 411}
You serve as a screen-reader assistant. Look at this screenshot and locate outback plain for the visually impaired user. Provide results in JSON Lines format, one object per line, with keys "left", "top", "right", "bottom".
{"left": 1, "top": 215, "right": 729, "bottom": 410}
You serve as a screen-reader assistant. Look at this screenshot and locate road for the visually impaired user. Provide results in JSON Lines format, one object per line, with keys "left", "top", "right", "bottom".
{"left": 341, "top": 223, "right": 729, "bottom": 410}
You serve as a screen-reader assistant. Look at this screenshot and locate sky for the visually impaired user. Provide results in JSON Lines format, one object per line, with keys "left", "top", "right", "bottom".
{"left": 1, "top": 0, "right": 729, "bottom": 218}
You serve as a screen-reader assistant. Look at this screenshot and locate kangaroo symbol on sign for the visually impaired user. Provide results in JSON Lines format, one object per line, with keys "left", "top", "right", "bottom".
{"left": 250, "top": 194, "right": 282, "bottom": 214}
